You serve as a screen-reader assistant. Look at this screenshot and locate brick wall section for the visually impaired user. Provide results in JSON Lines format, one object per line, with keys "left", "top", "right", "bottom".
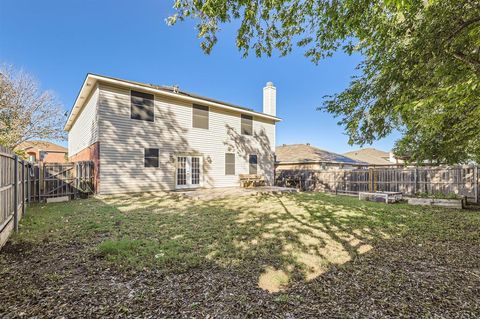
{"left": 25, "top": 150, "right": 67, "bottom": 163}
{"left": 43, "top": 152, "right": 67, "bottom": 163}
{"left": 69, "top": 142, "right": 100, "bottom": 193}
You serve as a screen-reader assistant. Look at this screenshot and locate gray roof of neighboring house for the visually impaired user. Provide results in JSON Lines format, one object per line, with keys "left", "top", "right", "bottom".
{"left": 276, "top": 144, "right": 367, "bottom": 165}
{"left": 343, "top": 148, "right": 392, "bottom": 165}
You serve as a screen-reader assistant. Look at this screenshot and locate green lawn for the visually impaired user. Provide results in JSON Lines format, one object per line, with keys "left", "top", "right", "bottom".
{"left": 1, "top": 192, "right": 479, "bottom": 317}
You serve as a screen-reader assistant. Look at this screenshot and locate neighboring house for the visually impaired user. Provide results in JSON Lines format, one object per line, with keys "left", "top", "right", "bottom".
{"left": 65, "top": 74, "right": 280, "bottom": 194}
{"left": 16, "top": 141, "right": 68, "bottom": 163}
{"left": 275, "top": 144, "right": 367, "bottom": 170}
{"left": 343, "top": 148, "right": 404, "bottom": 166}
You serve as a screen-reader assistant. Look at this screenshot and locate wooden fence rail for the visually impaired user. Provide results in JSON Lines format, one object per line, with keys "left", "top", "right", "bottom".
{"left": 1, "top": 145, "right": 94, "bottom": 248}
{"left": 276, "top": 165, "right": 480, "bottom": 203}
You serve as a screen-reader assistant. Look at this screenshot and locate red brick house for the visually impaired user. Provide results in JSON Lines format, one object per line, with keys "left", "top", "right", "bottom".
{"left": 16, "top": 141, "right": 68, "bottom": 163}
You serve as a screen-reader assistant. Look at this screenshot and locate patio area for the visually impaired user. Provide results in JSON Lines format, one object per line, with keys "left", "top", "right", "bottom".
{"left": 173, "top": 186, "right": 298, "bottom": 200}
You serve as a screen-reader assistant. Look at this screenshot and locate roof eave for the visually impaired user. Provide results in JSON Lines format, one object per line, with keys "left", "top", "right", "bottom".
{"left": 64, "top": 74, "right": 282, "bottom": 131}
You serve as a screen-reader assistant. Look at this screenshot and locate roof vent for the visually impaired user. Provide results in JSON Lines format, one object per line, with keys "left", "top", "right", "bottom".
{"left": 172, "top": 85, "right": 179, "bottom": 93}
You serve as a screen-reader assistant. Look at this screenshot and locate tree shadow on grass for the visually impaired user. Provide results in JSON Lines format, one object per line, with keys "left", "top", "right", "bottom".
{"left": 94, "top": 192, "right": 415, "bottom": 293}
{"left": 1, "top": 192, "right": 479, "bottom": 317}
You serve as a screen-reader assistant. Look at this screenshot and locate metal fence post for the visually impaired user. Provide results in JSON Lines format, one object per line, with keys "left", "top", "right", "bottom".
{"left": 13, "top": 155, "right": 18, "bottom": 232}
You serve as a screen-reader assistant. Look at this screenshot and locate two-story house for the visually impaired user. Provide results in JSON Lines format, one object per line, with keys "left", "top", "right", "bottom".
{"left": 65, "top": 74, "right": 280, "bottom": 194}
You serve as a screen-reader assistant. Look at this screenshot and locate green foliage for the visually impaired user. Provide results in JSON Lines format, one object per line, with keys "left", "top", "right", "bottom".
{"left": 169, "top": 0, "right": 480, "bottom": 164}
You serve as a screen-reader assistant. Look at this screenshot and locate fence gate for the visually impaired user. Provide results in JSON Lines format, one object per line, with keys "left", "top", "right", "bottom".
{"left": 41, "top": 163, "right": 75, "bottom": 200}
{"left": 40, "top": 162, "right": 94, "bottom": 200}
{"left": 1, "top": 143, "right": 95, "bottom": 248}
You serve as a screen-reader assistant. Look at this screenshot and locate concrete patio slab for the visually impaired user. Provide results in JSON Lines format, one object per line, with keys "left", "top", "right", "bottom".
{"left": 174, "top": 186, "right": 298, "bottom": 201}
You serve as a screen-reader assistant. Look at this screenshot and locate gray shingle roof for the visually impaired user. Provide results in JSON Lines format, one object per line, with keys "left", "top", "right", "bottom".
{"left": 343, "top": 148, "right": 392, "bottom": 165}
{"left": 90, "top": 74, "right": 278, "bottom": 118}
{"left": 276, "top": 144, "right": 366, "bottom": 165}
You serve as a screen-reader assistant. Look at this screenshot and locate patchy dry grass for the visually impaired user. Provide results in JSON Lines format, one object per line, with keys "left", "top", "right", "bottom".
{"left": 1, "top": 192, "right": 479, "bottom": 318}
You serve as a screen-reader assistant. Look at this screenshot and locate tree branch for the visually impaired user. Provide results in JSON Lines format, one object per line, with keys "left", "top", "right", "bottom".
{"left": 446, "top": 17, "right": 480, "bottom": 44}
{"left": 451, "top": 50, "right": 480, "bottom": 75}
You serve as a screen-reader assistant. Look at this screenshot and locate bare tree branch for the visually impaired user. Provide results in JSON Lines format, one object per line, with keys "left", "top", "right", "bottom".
{"left": 0, "top": 64, "right": 66, "bottom": 150}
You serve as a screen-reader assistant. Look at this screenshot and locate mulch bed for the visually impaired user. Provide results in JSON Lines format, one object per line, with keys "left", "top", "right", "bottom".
{"left": 1, "top": 238, "right": 479, "bottom": 318}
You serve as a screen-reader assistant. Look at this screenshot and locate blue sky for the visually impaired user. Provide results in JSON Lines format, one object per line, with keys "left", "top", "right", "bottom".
{"left": 0, "top": 0, "right": 399, "bottom": 154}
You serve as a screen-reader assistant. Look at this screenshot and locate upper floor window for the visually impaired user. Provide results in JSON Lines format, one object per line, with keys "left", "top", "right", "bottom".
{"left": 131, "top": 90, "right": 154, "bottom": 122}
{"left": 192, "top": 104, "right": 209, "bottom": 129}
{"left": 241, "top": 114, "right": 253, "bottom": 135}
{"left": 144, "top": 148, "right": 159, "bottom": 167}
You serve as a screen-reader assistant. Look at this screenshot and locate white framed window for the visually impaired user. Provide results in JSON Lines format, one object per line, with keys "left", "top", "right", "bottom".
{"left": 144, "top": 148, "right": 159, "bottom": 167}
{"left": 131, "top": 91, "right": 154, "bottom": 122}
{"left": 192, "top": 104, "right": 209, "bottom": 129}
{"left": 225, "top": 153, "right": 235, "bottom": 175}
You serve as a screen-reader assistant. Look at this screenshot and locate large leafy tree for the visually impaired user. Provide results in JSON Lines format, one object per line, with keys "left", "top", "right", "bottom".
{"left": 169, "top": 0, "right": 480, "bottom": 164}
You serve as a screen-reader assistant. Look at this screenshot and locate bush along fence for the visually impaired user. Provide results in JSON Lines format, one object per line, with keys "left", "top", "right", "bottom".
{"left": 276, "top": 165, "right": 480, "bottom": 204}
{"left": 0, "top": 145, "right": 94, "bottom": 248}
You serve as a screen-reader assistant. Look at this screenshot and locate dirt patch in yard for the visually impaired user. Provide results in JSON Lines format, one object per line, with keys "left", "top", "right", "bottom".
{"left": 1, "top": 237, "right": 479, "bottom": 318}
{"left": 1, "top": 193, "right": 479, "bottom": 318}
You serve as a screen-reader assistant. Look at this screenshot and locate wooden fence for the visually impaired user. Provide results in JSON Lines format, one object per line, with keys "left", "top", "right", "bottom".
{"left": 1, "top": 145, "right": 94, "bottom": 248}
{"left": 0, "top": 145, "right": 26, "bottom": 246}
{"left": 276, "top": 165, "right": 480, "bottom": 203}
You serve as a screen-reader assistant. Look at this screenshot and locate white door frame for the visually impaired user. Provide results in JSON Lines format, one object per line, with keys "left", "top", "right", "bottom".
{"left": 175, "top": 155, "right": 203, "bottom": 189}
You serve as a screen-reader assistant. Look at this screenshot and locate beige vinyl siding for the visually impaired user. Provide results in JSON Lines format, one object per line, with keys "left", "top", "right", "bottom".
{"left": 97, "top": 83, "right": 275, "bottom": 194}
{"left": 67, "top": 86, "right": 99, "bottom": 156}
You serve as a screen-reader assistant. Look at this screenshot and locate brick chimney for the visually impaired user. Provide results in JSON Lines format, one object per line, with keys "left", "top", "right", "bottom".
{"left": 263, "top": 82, "right": 276, "bottom": 116}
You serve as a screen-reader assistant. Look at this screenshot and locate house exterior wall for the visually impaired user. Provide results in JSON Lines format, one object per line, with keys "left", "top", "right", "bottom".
{"left": 68, "top": 85, "right": 99, "bottom": 157}
{"left": 41, "top": 152, "right": 67, "bottom": 163}
{"left": 96, "top": 83, "right": 276, "bottom": 194}
{"left": 25, "top": 149, "right": 67, "bottom": 163}
{"left": 276, "top": 163, "right": 325, "bottom": 171}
